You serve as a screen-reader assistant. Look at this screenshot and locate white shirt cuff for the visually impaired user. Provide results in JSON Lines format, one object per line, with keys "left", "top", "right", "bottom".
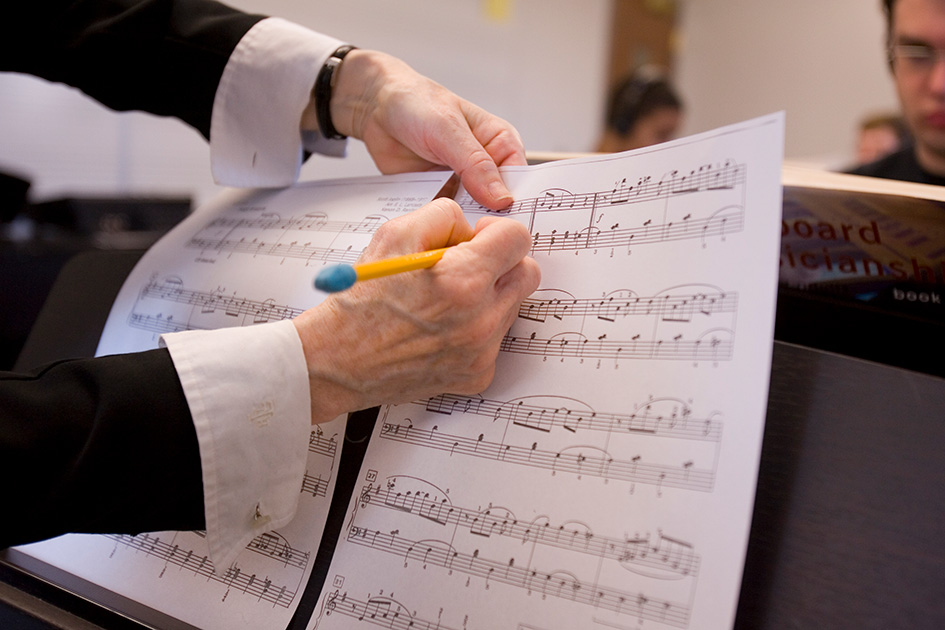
{"left": 210, "top": 17, "right": 348, "bottom": 188}
{"left": 161, "top": 320, "right": 310, "bottom": 571}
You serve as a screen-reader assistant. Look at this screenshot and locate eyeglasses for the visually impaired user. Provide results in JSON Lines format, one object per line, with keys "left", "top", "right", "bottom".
{"left": 888, "top": 43, "right": 945, "bottom": 73}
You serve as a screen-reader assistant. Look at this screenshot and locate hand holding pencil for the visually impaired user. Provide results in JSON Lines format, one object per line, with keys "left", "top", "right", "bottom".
{"left": 292, "top": 198, "right": 541, "bottom": 424}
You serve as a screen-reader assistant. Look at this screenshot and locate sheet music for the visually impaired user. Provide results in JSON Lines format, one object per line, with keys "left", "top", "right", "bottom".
{"left": 15, "top": 172, "right": 453, "bottom": 630}
{"left": 309, "top": 114, "right": 785, "bottom": 630}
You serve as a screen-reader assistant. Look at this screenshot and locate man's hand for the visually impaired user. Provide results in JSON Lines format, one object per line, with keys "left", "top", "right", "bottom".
{"left": 293, "top": 198, "right": 540, "bottom": 424}
{"left": 328, "top": 50, "right": 526, "bottom": 211}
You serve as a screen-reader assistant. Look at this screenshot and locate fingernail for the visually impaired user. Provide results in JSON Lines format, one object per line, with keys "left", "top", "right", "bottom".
{"left": 489, "top": 182, "right": 512, "bottom": 205}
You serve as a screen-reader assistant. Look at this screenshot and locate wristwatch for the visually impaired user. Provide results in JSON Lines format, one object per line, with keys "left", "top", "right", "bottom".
{"left": 314, "top": 45, "right": 357, "bottom": 140}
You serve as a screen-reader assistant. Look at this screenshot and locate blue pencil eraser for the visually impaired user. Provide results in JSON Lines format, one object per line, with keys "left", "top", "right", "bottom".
{"left": 314, "top": 265, "right": 357, "bottom": 292}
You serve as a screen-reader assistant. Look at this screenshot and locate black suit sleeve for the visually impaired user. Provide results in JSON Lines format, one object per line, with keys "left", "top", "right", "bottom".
{"left": 0, "top": 349, "right": 205, "bottom": 549}
{"left": 3, "top": 0, "right": 266, "bottom": 139}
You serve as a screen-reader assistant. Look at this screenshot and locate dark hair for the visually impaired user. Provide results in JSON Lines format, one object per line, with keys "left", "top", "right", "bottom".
{"left": 605, "top": 69, "right": 683, "bottom": 136}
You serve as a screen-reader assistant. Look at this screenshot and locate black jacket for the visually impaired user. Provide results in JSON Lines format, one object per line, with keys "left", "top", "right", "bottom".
{"left": 1, "top": 350, "right": 205, "bottom": 547}
{"left": 3, "top": 0, "right": 264, "bottom": 139}
{"left": 847, "top": 145, "right": 945, "bottom": 187}
{"left": 1, "top": 0, "right": 269, "bottom": 548}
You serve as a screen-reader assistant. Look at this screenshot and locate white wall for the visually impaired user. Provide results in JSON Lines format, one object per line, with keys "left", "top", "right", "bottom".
{"left": 0, "top": 0, "right": 611, "bottom": 206}
{"left": 0, "top": 1, "right": 901, "bottom": 207}
{"left": 675, "top": 0, "right": 898, "bottom": 168}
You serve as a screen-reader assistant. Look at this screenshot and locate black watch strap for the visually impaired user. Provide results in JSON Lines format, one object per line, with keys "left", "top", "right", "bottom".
{"left": 314, "top": 45, "right": 357, "bottom": 140}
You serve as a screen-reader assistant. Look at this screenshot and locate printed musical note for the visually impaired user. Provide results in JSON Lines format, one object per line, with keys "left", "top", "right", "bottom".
{"left": 246, "top": 531, "right": 311, "bottom": 570}
{"left": 309, "top": 429, "right": 339, "bottom": 459}
{"left": 378, "top": 422, "right": 715, "bottom": 492}
{"left": 319, "top": 590, "right": 463, "bottom": 630}
{"left": 344, "top": 525, "right": 692, "bottom": 627}
{"left": 420, "top": 393, "right": 722, "bottom": 443}
{"left": 187, "top": 236, "right": 364, "bottom": 265}
{"left": 459, "top": 160, "right": 745, "bottom": 219}
{"left": 104, "top": 533, "right": 300, "bottom": 608}
{"left": 519, "top": 289, "right": 737, "bottom": 325}
{"left": 499, "top": 331, "right": 734, "bottom": 362}
{"left": 357, "top": 482, "right": 701, "bottom": 579}
{"left": 128, "top": 278, "right": 308, "bottom": 335}
{"left": 302, "top": 472, "right": 330, "bottom": 498}
{"left": 528, "top": 211, "right": 744, "bottom": 253}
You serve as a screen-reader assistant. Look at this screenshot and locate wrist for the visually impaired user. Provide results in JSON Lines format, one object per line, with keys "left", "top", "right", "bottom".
{"left": 312, "top": 45, "right": 358, "bottom": 140}
{"left": 292, "top": 305, "right": 366, "bottom": 424}
{"left": 328, "top": 49, "right": 401, "bottom": 141}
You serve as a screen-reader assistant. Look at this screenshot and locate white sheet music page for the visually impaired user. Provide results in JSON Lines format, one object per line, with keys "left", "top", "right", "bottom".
{"left": 15, "top": 172, "right": 453, "bottom": 630}
{"left": 309, "top": 114, "right": 785, "bottom": 630}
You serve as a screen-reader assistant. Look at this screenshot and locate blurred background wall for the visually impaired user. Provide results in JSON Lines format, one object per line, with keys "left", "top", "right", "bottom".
{"left": 675, "top": 0, "right": 896, "bottom": 168}
{"left": 0, "top": 0, "right": 896, "bottom": 207}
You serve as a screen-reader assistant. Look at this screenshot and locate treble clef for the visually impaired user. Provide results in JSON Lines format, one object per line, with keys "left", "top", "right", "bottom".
{"left": 325, "top": 590, "right": 338, "bottom": 614}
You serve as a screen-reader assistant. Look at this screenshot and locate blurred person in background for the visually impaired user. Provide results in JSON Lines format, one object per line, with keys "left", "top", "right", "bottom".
{"left": 852, "top": 112, "right": 911, "bottom": 166}
{"left": 850, "top": 0, "right": 945, "bottom": 185}
{"left": 595, "top": 66, "right": 684, "bottom": 153}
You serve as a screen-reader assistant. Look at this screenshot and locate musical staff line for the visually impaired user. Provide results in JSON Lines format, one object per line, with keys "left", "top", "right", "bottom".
{"left": 346, "top": 525, "right": 691, "bottom": 628}
{"left": 518, "top": 290, "right": 737, "bottom": 324}
{"left": 302, "top": 472, "right": 330, "bottom": 498}
{"left": 200, "top": 214, "right": 385, "bottom": 236}
{"left": 530, "top": 209, "right": 743, "bottom": 254}
{"left": 105, "top": 533, "right": 298, "bottom": 608}
{"left": 139, "top": 279, "right": 304, "bottom": 321}
{"left": 127, "top": 278, "right": 306, "bottom": 336}
{"left": 460, "top": 161, "right": 745, "bottom": 219}
{"left": 358, "top": 483, "right": 700, "bottom": 579}
{"left": 246, "top": 532, "right": 311, "bottom": 570}
{"left": 418, "top": 394, "right": 722, "bottom": 443}
{"left": 499, "top": 331, "right": 733, "bottom": 362}
{"left": 379, "top": 423, "right": 715, "bottom": 492}
{"left": 185, "top": 212, "right": 388, "bottom": 264}
{"left": 309, "top": 429, "right": 338, "bottom": 459}
{"left": 128, "top": 312, "right": 196, "bottom": 335}
{"left": 322, "top": 591, "right": 462, "bottom": 630}
{"left": 186, "top": 237, "right": 364, "bottom": 265}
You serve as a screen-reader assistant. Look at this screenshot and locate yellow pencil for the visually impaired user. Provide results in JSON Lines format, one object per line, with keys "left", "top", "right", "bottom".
{"left": 314, "top": 247, "right": 449, "bottom": 292}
